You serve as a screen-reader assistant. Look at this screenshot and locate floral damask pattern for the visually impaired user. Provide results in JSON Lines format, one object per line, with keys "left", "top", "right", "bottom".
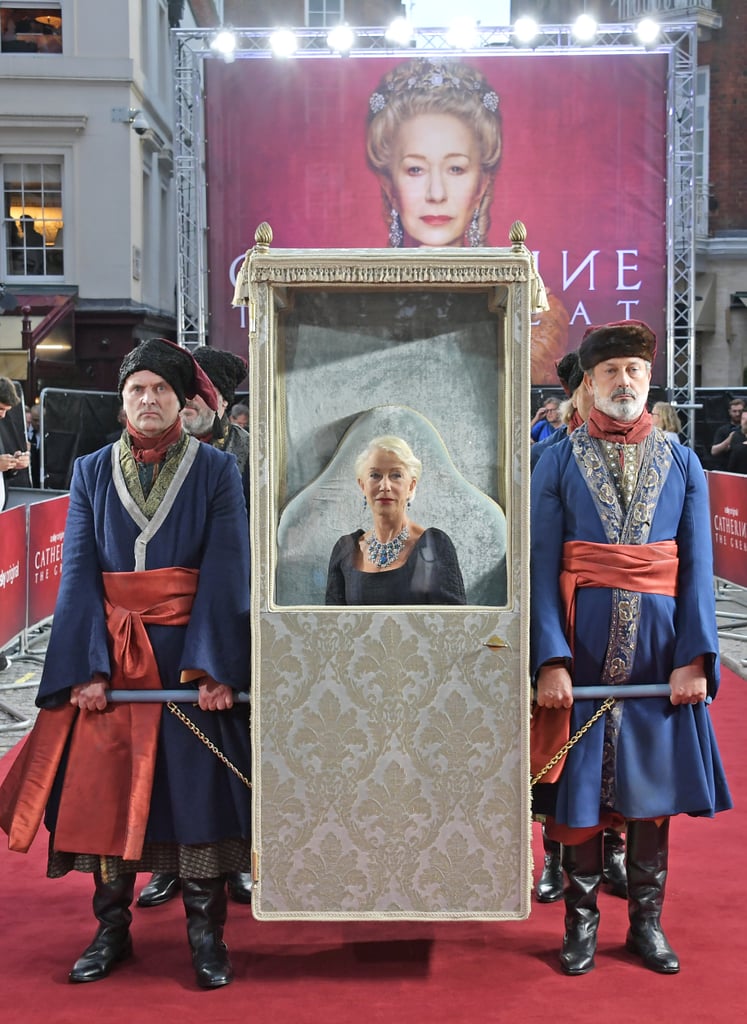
{"left": 248, "top": 250, "right": 534, "bottom": 919}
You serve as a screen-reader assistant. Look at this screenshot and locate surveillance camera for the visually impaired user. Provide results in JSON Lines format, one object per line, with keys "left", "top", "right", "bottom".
{"left": 131, "top": 111, "right": 150, "bottom": 136}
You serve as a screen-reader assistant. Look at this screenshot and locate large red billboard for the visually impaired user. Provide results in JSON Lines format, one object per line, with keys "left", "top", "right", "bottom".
{"left": 204, "top": 51, "right": 668, "bottom": 385}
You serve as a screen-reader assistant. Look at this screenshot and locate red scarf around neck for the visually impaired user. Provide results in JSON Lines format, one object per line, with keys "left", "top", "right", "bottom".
{"left": 587, "top": 406, "right": 653, "bottom": 445}
{"left": 568, "top": 409, "right": 585, "bottom": 433}
{"left": 126, "top": 417, "right": 183, "bottom": 464}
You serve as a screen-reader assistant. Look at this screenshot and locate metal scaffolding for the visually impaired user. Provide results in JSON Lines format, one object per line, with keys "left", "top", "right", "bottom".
{"left": 171, "top": 22, "right": 698, "bottom": 427}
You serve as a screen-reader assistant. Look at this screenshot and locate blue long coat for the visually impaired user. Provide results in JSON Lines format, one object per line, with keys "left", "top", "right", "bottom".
{"left": 37, "top": 437, "right": 252, "bottom": 847}
{"left": 530, "top": 425, "right": 731, "bottom": 825}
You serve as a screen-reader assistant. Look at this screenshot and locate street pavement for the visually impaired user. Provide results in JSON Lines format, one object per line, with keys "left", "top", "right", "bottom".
{"left": 2, "top": 589, "right": 746, "bottom": 758}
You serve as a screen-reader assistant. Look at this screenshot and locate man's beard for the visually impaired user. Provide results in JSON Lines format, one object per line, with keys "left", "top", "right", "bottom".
{"left": 181, "top": 405, "right": 216, "bottom": 436}
{"left": 592, "top": 386, "right": 648, "bottom": 423}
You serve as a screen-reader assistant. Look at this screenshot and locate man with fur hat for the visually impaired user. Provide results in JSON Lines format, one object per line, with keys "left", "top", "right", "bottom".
{"left": 137, "top": 343, "right": 252, "bottom": 911}
{"left": 531, "top": 352, "right": 626, "bottom": 906}
{"left": 530, "top": 320, "right": 731, "bottom": 976}
{"left": 182, "top": 346, "right": 249, "bottom": 474}
{"left": 0, "top": 338, "right": 252, "bottom": 990}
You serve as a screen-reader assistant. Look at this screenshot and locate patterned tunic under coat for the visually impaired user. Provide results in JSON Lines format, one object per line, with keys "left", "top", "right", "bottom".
{"left": 530, "top": 424, "right": 732, "bottom": 827}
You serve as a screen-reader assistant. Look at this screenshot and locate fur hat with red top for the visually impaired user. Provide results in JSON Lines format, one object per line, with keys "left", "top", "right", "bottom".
{"left": 578, "top": 320, "right": 657, "bottom": 372}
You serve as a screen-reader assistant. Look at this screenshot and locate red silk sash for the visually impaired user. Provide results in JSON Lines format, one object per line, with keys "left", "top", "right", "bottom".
{"left": 560, "top": 539, "right": 678, "bottom": 650}
{"left": 0, "top": 567, "right": 198, "bottom": 859}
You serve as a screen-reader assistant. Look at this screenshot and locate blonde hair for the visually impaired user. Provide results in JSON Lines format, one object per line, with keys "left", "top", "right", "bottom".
{"left": 652, "top": 401, "right": 681, "bottom": 434}
{"left": 366, "top": 59, "right": 502, "bottom": 246}
{"left": 355, "top": 435, "right": 422, "bottom": 482}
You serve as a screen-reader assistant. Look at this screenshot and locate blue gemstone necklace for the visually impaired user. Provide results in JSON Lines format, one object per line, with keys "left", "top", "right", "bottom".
{"left": 367, "top": 525, "right": 409, "bottom": 568}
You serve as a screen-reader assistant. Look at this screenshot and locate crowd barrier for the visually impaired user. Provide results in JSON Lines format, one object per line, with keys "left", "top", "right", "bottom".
{"left": 707, "top": 470, "right": 747, "bottom": 654}
{"left": 0, "top": 492, "right": 68, "bottom": 656}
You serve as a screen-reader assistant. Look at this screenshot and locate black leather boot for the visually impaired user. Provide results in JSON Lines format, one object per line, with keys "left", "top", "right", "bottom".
{"left": 560, "top": 831, "right": 604, "bottom": 976}
{"left": 625, "top": 818, "right": 679, "bottom": 974}
{"left": 535, "top": 828, "right": 563, "bottom": 903}
{"left": 69, "top": 872, "right": 135, "bottom": 983}
{"left": 182, "top": 876, "right": 233, "bottom": 989}
{"left": 603, "top": 828, "right": 628, "bottom": 899}
{"left": 227, "top": 870, "right": 253, "bottom": 904}
{"left": 136, "top": 872, "right": 181, "bottom": 907}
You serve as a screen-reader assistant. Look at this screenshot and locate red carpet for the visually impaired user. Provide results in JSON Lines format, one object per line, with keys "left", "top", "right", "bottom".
{"left": 1, "top": 671, "right": 743, "bottom": 1024}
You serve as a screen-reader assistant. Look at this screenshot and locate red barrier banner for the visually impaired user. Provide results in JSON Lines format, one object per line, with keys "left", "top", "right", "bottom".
{"left": 0, "top": 506, "right": 28, "bottom": 648}
{"left": 707, "top": 471, "right": 747, "bottom": 588}
{"left": 27, "top": 495, "right": 68, "bottom": 627}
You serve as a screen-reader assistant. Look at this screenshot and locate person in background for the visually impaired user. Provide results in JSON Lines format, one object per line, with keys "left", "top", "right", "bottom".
{"left": 531, "top": 320, "right": 731, "bottom": 976}
{"left": 710, "top": 396, "right": 744, "bottom": 470}
{"left": 651, "top": 401, "right": 682, "bottom": 443}
{"left": 26, "top": 404, "right": 42, "bottom": 487}
{"left": 0, "top": 339, "right": 252, "bottom": 989}
{"left": 229, "top": 403, "right": 249, "bottom": 430}
{"left": 137, "top": 344, "right": 252, "bottom": 911}
{"left": 530, "top": 396, "right": 562, "bottom": 445}
{"left": 0, "top": 376, "right": 30, "bottom": 507}
{"left": 726, "top": 406, "right": 747, "bottom": 474}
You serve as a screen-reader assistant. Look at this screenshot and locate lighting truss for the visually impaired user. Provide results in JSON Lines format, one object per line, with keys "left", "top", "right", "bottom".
{"left": 172, "top": 22, "right": 699, "bottom": 437}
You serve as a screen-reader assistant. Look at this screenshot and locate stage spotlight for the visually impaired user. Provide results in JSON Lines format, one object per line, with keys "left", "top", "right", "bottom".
{"left": 636, "top": 18, "right": 661, "bottom": 46}
{"left": 513, "top": 16, "right": 539, "bottom": 47}
{"left": 327, "top": 23, "right": 355, "bottom": 54}
{"left": 572, "top": 14, "right": 598, "bottom": 44}
{"left": 270, "top": 28, "right": 297, "bottom": 57}
{"left": 446, "top": 17, "right": 480, "bottom": 50}
{"left": 385, "top": 17, "right": 414, "bottom": 47}
{"left": 210, "top": 28, "right": 237, "bottom": 62}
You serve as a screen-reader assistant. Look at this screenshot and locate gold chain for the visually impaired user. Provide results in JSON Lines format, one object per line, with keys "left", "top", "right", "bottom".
{"left": 167, "top": 701, "right": 252, "bottom": 790}
{"left": 530, "top": 696, "right": 616, "bottom": 788}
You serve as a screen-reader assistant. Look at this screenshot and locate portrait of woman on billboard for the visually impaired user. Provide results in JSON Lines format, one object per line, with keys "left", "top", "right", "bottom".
{"left": 364, "top": 57, "right": 569, "bottom": 378}
{"left": 366, "top": 59, "right": 502, "bottom": 249}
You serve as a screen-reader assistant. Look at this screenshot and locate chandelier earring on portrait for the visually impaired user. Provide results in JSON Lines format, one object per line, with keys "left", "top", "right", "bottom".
{"left": 362, "top": 495, "right": 368, "bottom": 514}
{"left": 466, "top": 206, "right": 482, "bottom": 247}
{"left": 389, "top": 208, "right": 404, "bottom": 248}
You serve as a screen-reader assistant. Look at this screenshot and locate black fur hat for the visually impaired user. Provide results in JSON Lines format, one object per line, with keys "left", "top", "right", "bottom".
{"left": 555, "top": 350, "right": 584, "bottom": 397}
{"left": 578, "top": 320, "right": 657, "bottom": 372}
{"left": 118, "top": 338, "right": 217, "bottom": 410}
{"left": 192, "top": 346, "right": 248, "bottom": 408}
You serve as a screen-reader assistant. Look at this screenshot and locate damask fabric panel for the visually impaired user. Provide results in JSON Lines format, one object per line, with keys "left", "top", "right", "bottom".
{"left": 246, "top": 248, "right": 535, "bottom": 920}
{"left": 253, "top": 610, "right": 529, "bottom": 919}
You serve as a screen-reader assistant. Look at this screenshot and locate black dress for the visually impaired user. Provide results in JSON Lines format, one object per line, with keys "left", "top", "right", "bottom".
{"left": 325, "top": 528, "right": 467, "bottom": 605}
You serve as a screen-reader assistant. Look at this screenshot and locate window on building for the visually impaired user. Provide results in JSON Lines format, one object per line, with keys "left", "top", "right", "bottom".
{"left": 0, "top": 3, "right": 62, "bottom": 53}
{"left": 306, "top": 0, "right": 343, "bottom": 28}
{"left": 3, "top": 160, "right": 64, "bottom": 278}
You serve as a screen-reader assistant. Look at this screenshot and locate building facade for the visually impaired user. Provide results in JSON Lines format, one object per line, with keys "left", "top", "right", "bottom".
{"left": 1, "top": 1, "right": 743, "bottom": 401}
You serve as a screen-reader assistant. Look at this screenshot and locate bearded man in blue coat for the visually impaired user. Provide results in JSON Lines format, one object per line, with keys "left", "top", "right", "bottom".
{"left": 530, "top": 320, "right": 731, "bottom": 977}
{"left": 0, "top": 338, "right": 252, "bottom": 989}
